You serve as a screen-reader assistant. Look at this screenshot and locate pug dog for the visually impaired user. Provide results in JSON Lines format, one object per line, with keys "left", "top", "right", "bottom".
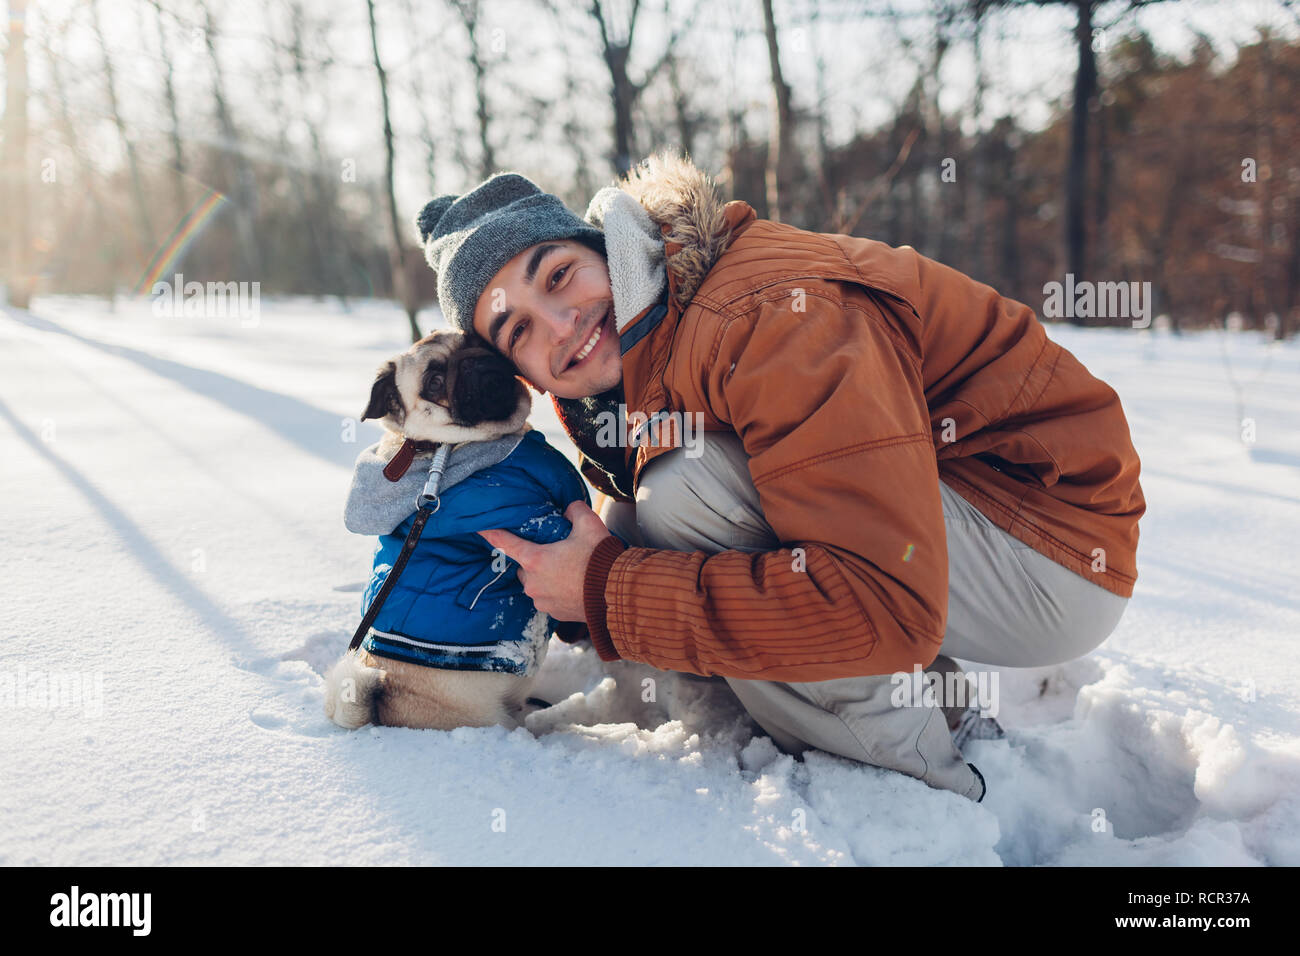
{"left": 359, "top": 329, "right": 532, "bottom": 463}
{"left": 324, "top": 329, "right": 557, "bottom": 733}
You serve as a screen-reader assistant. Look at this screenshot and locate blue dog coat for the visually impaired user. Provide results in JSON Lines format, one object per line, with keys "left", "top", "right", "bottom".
{"left": 343, "top": 428, "right": 591, "bottom": 675}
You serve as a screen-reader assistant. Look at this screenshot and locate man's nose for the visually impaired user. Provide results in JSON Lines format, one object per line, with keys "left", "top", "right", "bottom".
{"left": 540, "top": 302, "right": 582, "bottom": 336}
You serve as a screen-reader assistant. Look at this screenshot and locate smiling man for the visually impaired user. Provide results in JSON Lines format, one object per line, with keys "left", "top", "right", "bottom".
{"left": 477, "top": 240, "right": 622, "bottom": 399}
{"left": 413, "top": 151, "right": 1146, "bottom": 803}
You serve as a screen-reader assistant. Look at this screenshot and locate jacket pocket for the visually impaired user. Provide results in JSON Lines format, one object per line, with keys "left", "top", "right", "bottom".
{"left": 455, "top": 561, "right": 514, "bottom": 610}
{"left": 975, "top": 452, "right": 1045, "bottom": 489}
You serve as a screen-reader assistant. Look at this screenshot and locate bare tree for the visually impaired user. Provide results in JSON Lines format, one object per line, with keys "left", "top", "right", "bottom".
{"left": 759, "top": 0, "right": 793, "bottom": 222}
{"left": 263, "top": 2, "right": 332, "bottom": 294}
{"left": 450, "top": 0, "right": 497, "bottom": 180}
{"left": 3, "top": 0, "right": 31, "bottom": 308}
{"left": 202, "top": 4, "right": 264, "bottom": 278}
{"left": 401, "top": 0, "right": 442, "bottom": 196}
{"left": 38, "top": 10, "right": 119, "bottom": 303}
{"left": 968, "top": 0, "right": 992, "bottom": 281}
{"left": 808, "top": 3, "right": 839, "bottom": 231}
{"left": 1017, "top": 0, "right": 1170, "bottom": 293}
{"left": 1064, "top": 0, "right": 1097, "bottom": 283}
{"left": 585, "top": 0, "right": 703, "bottom": 176}
{"left": 148, "top": 0, "right": 188, "bottom": 216}
{"left": 92, "top": 0, "right": 155, "bottom": 258}
{"left": 366, "top": 0, "right": 422, "bottom": 342}
{"left": 287, "top": 1, "right": 351, "bottom": 307}
{"left": 664, "top": 52, "right": 703, "bottom": 157}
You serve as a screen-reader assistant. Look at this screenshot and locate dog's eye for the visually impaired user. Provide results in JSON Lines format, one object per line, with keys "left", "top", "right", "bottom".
{"left": 421, "top": 367, "right": 446, "bottom": 399}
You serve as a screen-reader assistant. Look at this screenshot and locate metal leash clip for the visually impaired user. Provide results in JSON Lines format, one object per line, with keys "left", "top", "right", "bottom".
{"left": 418, "top": 442, "right": 453, "bottom": 513}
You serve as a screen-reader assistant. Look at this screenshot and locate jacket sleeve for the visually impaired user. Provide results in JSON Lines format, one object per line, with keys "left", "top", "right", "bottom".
{"left": 586, "top": 287, "right": 949, "bottom": 681}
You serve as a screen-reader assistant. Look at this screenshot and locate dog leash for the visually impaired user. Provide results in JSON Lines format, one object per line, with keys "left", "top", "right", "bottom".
{"left": 347, "top": 442, "right": 455, "bottom": 653}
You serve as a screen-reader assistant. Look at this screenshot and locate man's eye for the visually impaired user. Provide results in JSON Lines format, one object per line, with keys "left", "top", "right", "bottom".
{"left": 509, "top": 321, "right": 526, "bottom": 350}
{"left": 549, "top": 264, "right": 569, "bottom": 290}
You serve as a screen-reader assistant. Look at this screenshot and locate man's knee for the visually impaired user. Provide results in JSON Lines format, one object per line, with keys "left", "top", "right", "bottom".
{"left": 938, "top": 477, "right": 1134, "bottom": 666}
{"left": 599, "top": 496, "right": 645, "bottom": 548}
{"left": 635, "top": 431, "right": 780, "bottom": 553}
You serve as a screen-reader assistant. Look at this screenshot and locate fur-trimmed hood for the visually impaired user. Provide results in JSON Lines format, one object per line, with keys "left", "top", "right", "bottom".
{"left": 583, "top": 150, "right": 737, "bottom": 328}
{"left": 603, "top": 150, "right": 735, "bottom": 306}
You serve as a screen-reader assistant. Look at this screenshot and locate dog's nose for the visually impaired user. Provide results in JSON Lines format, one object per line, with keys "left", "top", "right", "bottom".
{"left": 450, "top": 351, "right": 518, "bottom": 426}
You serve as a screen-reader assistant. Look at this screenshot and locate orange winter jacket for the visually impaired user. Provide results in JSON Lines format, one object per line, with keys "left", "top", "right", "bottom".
{"left": 561, "top": 154, "right": 1145, "bottom": 682}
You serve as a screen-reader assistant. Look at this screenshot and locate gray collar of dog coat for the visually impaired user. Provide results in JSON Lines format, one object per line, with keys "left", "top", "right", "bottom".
{"left": 344, "top": 430, "right": 529, "bottom": 536}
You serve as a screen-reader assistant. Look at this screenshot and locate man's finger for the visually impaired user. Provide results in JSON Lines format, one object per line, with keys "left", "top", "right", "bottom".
{"left": 477, "top": 528, "right": 533, "bottom": 565}
{"left": 565, "top": 499, "right": 606, "bottom": 533}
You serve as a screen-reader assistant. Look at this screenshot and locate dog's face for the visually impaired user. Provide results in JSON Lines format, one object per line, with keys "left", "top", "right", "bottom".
{"left": 361, "top": 330, "right": 528, "bottom": 439}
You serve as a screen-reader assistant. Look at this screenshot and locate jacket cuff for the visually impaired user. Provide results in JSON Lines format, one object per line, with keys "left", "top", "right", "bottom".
{"left": 583, "top": 534, "right": 629, "bottom": 661}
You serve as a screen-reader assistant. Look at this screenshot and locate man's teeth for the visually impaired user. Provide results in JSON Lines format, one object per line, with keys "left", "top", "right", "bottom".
{"left": 571, "top": 321, "right": 603, "bottom": 365}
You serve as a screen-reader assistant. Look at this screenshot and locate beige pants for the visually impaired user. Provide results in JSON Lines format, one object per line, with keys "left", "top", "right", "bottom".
{"left": 598, "top": 430, "right": 1129, "bottom": 801}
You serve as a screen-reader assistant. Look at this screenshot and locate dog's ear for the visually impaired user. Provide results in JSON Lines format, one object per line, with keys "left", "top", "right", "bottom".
{"left": 361, "top": 361, "right": 401, "bottom": 423}
{"left": 452, "top": 349, "right": 521, "bottom": 426}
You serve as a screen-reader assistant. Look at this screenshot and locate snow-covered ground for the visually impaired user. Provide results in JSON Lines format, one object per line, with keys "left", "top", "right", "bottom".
{"left": 2, "top": 295, "right": 1297, "bottom": 866}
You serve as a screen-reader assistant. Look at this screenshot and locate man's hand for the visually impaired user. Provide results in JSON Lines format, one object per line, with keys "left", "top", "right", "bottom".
{"left": 477, "top": 500, "right": 611, "bottom": 623}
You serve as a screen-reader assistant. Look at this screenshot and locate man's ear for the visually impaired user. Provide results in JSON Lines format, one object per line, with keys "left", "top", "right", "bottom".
{"left": 361, "top": 361, "right": 401, "bottom": 422}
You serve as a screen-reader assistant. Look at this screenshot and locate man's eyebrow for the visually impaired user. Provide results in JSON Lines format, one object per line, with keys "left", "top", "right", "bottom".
{"left": 487, "top": 243, "right": 564, "bottom": 352}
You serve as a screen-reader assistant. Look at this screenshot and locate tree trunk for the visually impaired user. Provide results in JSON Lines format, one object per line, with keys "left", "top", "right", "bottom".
{"left": 366, "top": 0, "right": 422, "bottom": 342}
{"left": 203, "top": 6, "right": 263, "bottom": 279}
{"left": 1065, "top": 0, "right": 1096, "bottom": 322}
{"left": 402, "top": 0, "right": 441, "bottom": 197}
{"left": 760, "top": 0, "right": 793, "bottom": 223}
{"left": 92, "top": 0, "right": 155, "bottom": 261}
{"left": 3, "top": 0, "right": 31, "bottom": 308}
{"left": 290, "top": 2, "right": 351, "bottom": 308}
{"left": 666, "top": 55, "right": 697, "bottom": 157}
{"left": 1093, "top": 84, "right": 1111, "bottom": 284}
{"left": 611, "top": 66, "right": 636, "bottom": 177}
{"left": 969, "top": 8, "right": 988, "bottom": 282}
{"left": 454, "top": 1, "right": 495, "bottom": 181}
{"left": 264, "top": 3, "right": 332, "bottom": 296}
{"left": 149, "top": 0, "right": 188, "bottom": 217}
{"left": 40, "top": 13, "right": 119, "bottom": 301}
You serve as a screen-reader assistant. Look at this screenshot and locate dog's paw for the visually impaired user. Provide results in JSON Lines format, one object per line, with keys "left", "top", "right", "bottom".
{"left": 322, "top": 653, "right": 386, "bottom": 730}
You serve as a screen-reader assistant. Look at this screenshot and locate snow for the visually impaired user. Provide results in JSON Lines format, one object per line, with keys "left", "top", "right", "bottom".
{"left": 2, "top": 295, "right": 1297, "bottom": 865}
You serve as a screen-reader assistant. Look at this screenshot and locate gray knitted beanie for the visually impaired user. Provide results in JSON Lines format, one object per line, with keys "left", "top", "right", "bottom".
{"left": 416, "top": 173, "right": 607, "bottom": 335}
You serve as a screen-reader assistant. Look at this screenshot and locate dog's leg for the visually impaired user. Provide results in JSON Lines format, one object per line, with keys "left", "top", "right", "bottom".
{"left": 323, "top": 651, "right": 386, "bottom": 729}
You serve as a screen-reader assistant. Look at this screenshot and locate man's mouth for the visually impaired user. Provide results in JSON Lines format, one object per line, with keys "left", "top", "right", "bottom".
{"left": 565, "top": 306, "right": 611, "bottom": 372}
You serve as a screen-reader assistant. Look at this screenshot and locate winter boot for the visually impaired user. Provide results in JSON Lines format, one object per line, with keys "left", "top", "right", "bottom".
{"left": 927, "top": 654, "right": 1007, "bottom": 749}
{"left": 951, "top": 706, "right": 1007, "bottom": 750}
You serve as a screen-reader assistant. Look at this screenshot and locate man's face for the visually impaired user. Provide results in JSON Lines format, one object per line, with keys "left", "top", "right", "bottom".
{"left": 471, "top": 239, "right": 622, "bottom": 400}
